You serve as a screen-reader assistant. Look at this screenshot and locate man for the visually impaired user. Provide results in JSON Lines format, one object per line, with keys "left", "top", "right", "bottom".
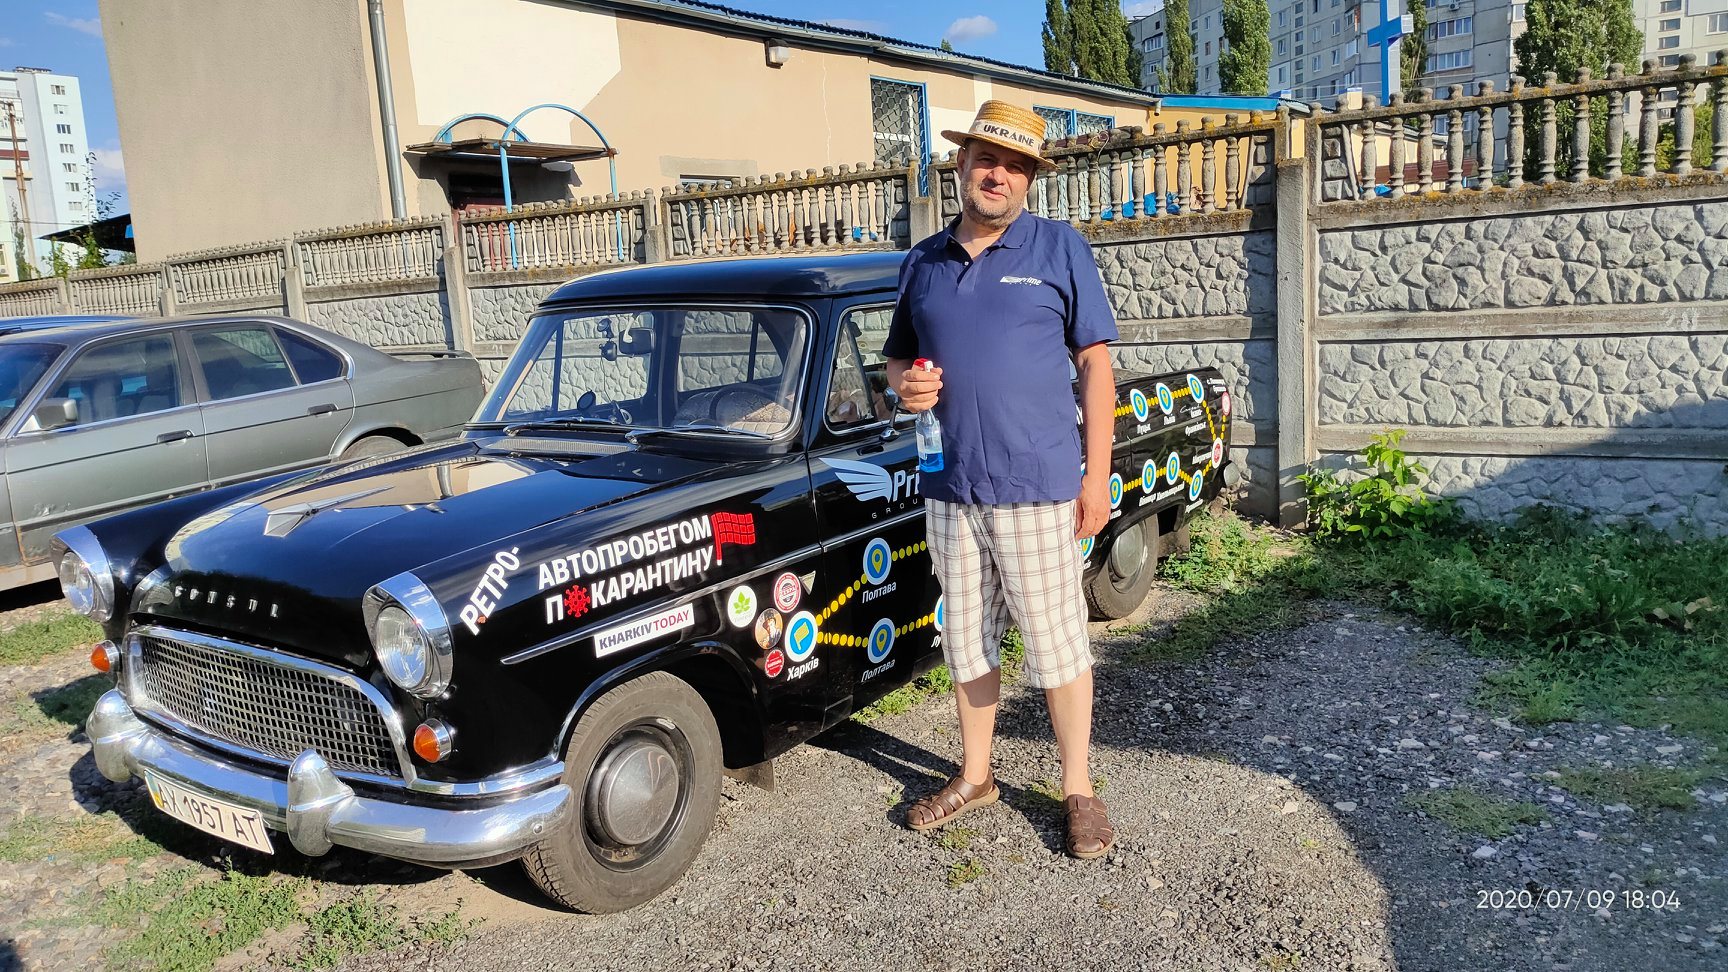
{"left": 883, "top": 100, "right": 1118, "bottom": 860}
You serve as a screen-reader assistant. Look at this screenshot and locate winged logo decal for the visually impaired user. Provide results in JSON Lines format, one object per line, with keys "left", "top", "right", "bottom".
{"left": 820, "top": 457, "right": 896, "bottom": 503}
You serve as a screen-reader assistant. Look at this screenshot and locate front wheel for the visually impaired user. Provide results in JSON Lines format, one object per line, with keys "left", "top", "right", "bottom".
{"left": 1084, "top": 517, "right": 1159, "bottom": 621}
{"left": 521, "top": 671, "right": 722, "bottom": 913}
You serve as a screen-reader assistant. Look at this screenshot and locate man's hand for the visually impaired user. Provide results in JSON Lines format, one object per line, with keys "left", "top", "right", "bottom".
{"left": 887, "top": 359, "right": 942, "bottom": 413}
{"left": 1075, "top": 472, "right": 1109, "bottom": 540}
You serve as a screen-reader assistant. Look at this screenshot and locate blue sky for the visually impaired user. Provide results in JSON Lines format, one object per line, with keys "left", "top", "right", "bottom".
{"left": 0, "top": 0, "right": 1153, "bottom": 221}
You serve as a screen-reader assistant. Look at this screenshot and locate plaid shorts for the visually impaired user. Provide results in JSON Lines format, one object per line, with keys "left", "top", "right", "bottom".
{"left": 925, "top": 498, "right": 1094, "bottom": 689}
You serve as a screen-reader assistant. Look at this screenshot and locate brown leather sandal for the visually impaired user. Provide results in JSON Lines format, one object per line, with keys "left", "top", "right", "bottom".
{"left": 905, "top": 773, "right": 1000, "bottom": 832}
{"left": 1064, "top": 794, "right": 1115, "bottom": 859}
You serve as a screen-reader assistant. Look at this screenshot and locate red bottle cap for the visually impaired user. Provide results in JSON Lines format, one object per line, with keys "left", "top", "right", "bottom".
{"left": 914, "top": 357, "right": 934, "bottom": 371}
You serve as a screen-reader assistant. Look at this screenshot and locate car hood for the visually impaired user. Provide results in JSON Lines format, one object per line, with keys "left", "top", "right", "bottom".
{"left": 133, "top": 438, "right": 722, "bottom": 667}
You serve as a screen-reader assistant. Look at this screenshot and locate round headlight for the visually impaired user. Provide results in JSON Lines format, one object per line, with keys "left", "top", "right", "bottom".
{"left": 374, "top": 605, "right": 438, "bottom": 694}
{"left": 58, "top": 550, "right": 112, "bottom": 622}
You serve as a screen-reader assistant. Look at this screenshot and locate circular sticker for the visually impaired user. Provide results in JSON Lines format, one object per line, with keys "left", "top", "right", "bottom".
{"left": 863, "top": 537, "right": 893, "bottom": 585}
{"left": 1210, "top": 437, "right": 1226, "bottom": 467}
{"left": 1155, "top": 382, "right": 1175, "bottom": 415}
{"left": 773, "top": 571, "right": 801, "bottom": 613}
{"left": 754, "top": 609, "right": 784, "bottom": 650}
{"left": 1187, "top": 374, "right": 1206, "bottom": 402}
{"left": 1220, "top": 389, "right": 1232, "bottom": 417}
{"left": 1108, "top": 473, "right": 1124, "bottom": 509}
{"left": 1165, "top": 451, "right": 1181, "bottom": 486}
{"left": 726, "top": 585, "right": 758, "bottom": 627}
{"left": 1079, "top": 535, "right": 1095, "bottom": 559}
{"left": 1141, "top": 459, "right": 1158, "bottom": 493}
{"left": 785, "top": 611, "right": 819, "bottom": 662}
{"left": 933, "top": 595, "right": 945, "bottom": 633}
{"left": 1129, "top": 388, "right": 1150, "bottom": 423}
{"left": 764, "top": 649, "right": 784, "bottom": 678}
{"left": 1189, "top": 468, "right": 1206, "bottom": 502}
{"left": 867, "top": 618, "right": 895, "bottom": 664}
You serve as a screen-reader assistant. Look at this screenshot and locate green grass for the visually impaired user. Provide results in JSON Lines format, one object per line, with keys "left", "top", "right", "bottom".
{"left": 935, "top": 825, "right": 976, "bottom": 851}
{"left": 289, "top": 891, "right": 409, "bottom": 971}
{"left": 0, "top": 611, "right": 102, "bottom": 666}
{"left": 0, "top": 675, "right": 115, "bottom": 749}
{"left": 1405, "top": 787, "right": 1550, "bottom": 838}
{"left": 1142, "top": 506, "right": 1728, "bottom": 749}
{"left": 0, "top": 812, "right": 167, "bottom": 865}
{"left": 945, "top": 857, "right": 984, "bottom": 888}
{"left": 95, "top": 868, "right": 308, "bottom": 972}
{"left": 1553, "top": 763, "right": 1723, "bottom": 812}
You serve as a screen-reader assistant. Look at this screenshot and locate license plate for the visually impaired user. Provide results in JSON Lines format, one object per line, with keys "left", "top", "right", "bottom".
{"left": 145, "top": 771, "right": 275, "bottom": 854}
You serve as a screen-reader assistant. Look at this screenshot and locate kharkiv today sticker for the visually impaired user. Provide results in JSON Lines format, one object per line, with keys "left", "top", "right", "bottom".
{"left": 726, "top": 585, "right": 758, "bottom": 627}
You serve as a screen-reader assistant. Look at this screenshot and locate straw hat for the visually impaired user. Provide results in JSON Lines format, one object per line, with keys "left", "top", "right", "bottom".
{"left": 940, "top": 100, "right": 1057, "bottom": 171}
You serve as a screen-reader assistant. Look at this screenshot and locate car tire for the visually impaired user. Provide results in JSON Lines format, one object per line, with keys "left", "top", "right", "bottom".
{"left": 521, "top": 671, "right": 723, "bottom": 913}
{"left": 337, "top": 435, "right": 404, "bottom": 462}
{"left": 1084, "top": 516, "right": 1158, "bottom": 621}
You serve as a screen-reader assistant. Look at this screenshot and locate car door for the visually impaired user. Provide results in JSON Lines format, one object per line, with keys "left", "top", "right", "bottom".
{"left": 808, "top": 298, "right": 942, "bottom": 700}
{"left": 5, "top": 331, "right": 209, "bottom": 564}
{"left": 188, "top": 321, "right": 355, "bottom": 487}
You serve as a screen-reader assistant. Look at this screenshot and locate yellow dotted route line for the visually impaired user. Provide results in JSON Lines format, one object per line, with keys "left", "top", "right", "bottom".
{"left": 817, "top": 540, "right": 930, "bottom": 622}
{"left": 817, "top": 610, "right": 938, "bottom": 648}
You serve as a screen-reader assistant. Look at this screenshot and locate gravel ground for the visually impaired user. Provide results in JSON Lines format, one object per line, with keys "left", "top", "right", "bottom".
{"left": 1, "top": 583, "right": 1723, "bottom": 972}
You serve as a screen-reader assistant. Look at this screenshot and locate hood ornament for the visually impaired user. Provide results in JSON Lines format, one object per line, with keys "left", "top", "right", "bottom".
{"left": 263, "top": 485, "right": 392, "bottom": 538}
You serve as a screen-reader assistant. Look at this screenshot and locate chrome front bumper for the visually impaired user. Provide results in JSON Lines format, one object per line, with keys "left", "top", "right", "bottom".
{"left": 88, "top": 689, "right": 573, "bottom": 866}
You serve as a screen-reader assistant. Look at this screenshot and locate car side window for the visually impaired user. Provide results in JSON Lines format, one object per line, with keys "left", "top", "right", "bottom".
{"left": 277, "top": 329, "right": 344, "bottom": 383}
{"left": 47, "top": 334, "right": 182, "bottom": 426}
{"left": 191, "top": 326, "right": 297, "bottom": 401}
{"left": 825, "top": 305, "right": 893, "bottom": 429}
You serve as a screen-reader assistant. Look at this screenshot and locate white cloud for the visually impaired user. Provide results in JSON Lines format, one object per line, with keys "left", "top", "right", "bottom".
{"left": 0, "top": 37, "right": 15, "bottom": 48}
{"left": 90, "top": 145, "right": 125, "bottom": 193}
{"left": 943, "top": 15, "right": 998, "bottom": 45}
{"left": 822, "top": 18, "right": 889, "bottom": 33}
{"left": 1122, "top": 0, "right": 1163, "bottom": 17}
{"left": 43, "top": 12, "right": 103, "bottom": 38}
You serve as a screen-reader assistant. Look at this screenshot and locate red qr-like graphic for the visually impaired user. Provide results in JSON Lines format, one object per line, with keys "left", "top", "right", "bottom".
{"left": 563, "top": 583, "right": 591, "bottom": 619}
{"left": 711, "top": 512, "right": 757, "bottom": 563}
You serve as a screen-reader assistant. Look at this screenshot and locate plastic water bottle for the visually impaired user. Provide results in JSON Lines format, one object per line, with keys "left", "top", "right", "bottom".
{"left": 913, "top": 358, "right": 944, "bottom": 474}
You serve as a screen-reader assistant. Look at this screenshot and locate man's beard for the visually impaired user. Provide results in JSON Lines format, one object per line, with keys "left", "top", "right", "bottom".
{"left": 960, "top": 180, "right": 1022, "bottom": 230}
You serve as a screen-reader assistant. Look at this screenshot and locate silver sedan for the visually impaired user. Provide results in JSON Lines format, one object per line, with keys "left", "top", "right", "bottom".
{"left": 0, "top": 315, "right": 481, "bottom": 591}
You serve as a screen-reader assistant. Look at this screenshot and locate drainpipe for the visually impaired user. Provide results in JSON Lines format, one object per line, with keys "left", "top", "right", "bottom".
{"left": 368, "top": 0, "right": 409, "bottom": 219}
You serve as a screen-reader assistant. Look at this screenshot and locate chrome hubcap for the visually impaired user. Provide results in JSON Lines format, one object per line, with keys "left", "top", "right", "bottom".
{"left": 589, "top": 735, "right": 681, "bottom": 846}
{"left": 1108, "top": 522, "right": 1147, "bottom": 582}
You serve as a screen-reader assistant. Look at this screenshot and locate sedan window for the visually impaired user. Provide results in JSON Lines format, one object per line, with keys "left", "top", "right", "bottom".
{"left": 191, "top": 326, "right": 297, "bottom": 400}
{"left": 0, "top": 343, "right": 61, "bottom": 426}
{"left": 826, "top": 305, "right": 893, "bottom": 429}
{"left": 48, "top": 334, "right": 182, "bottom": 425}
{"left": 278, "top": 329, "right": 344, "bottom": 383}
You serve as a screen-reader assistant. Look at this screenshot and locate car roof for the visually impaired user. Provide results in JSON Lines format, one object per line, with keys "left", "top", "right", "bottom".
{"left": 0, "top": 314, "right": 389, "bottom": 360}
{"left": 541, "top": 251, "right": 907, "bottom": 306}
{"left": 0, "top": 314, "right": 136, "bottom": 335}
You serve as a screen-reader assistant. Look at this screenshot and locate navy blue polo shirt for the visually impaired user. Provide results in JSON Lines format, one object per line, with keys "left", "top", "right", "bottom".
{"left": 883, "top": 209, "right": 1118, "bottom": 505}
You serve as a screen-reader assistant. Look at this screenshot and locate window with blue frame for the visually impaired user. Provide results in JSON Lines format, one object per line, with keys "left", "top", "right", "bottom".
{"left": 1033, "top": 106, "right": 1116, "bottom": 141}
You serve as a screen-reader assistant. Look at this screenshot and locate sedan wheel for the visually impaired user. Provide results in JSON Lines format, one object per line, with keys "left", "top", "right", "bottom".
{"left": 521, "top": 671, "right": 722, "bottom": 912}
{"left": 1084, "top": 517, "right": 1159, "bottom": 621}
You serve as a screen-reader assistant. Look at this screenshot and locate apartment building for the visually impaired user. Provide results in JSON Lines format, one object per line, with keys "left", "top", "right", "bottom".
{"left": 0, "top": 67, "right": 92, "bottom": 271}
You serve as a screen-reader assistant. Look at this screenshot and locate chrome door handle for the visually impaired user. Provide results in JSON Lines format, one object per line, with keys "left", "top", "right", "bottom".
{"left": 307, "top": 403, "right": 338, "bottom": 416}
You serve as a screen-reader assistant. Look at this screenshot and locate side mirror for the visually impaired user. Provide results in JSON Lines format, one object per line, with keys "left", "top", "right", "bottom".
{"left": 31, "top": 397, "right": 78, "bottom": 432}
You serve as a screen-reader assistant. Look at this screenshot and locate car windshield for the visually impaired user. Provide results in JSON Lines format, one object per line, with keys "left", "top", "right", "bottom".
{"left": 474, "top": 306, "right": 809, "bottom": 438}
{"left": 0, "top": 344, "right": 61, "bottom": 427}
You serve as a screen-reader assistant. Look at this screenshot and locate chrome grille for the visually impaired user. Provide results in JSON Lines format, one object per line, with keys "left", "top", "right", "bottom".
{"left": 134, "top": 631, "right": 401, "bottom": 779}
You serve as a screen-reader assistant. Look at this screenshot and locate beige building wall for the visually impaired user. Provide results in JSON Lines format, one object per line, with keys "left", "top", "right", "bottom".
{"left": 99, "top": 0, "right": 391, "bottom": 261}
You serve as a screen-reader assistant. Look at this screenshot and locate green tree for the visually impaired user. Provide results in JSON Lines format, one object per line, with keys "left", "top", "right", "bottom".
{"left": 1219, "top": 0, "right": 1271, "bottom": 95}
{"left": 1043, "top": 0, "right": 1075, "bottom": 74}
{"left": 48, "top": 243, "right": 71, "bottom": 279}
{"left": 10, "top": 219, "right": 35, "bottom": 281}
{"left": 1514, "top": 0, "right": 1641, "bottom": 177}
{"left": 1043, "top": 0, "right": 1138, "bottom": 86}
{"left": 940, "top": 38, "right": 955, "bottom": 52}
{"left": 1160, "top": 0, "right": 1198, "bottom": 93}
{"left": 1401, "top": 0, "right": 1428, "bottom": 97}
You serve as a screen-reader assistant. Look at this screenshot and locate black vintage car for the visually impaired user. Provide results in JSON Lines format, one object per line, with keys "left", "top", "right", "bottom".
{"left": 64, "top": 252, "right": 1236, "bottom": 912}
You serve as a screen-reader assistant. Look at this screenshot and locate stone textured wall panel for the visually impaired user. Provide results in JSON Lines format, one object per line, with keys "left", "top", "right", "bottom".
{"left": 472, "top": 284, "right": 562, "bottom": 345}
{"left": 1319, "top": 334, "right": 1728, "bottom": 428}
{"left": 1318, "top": 203, "right": 1728, "bottom": 314}
{"left": 1229, "top": 445, "right": 1277, "bottom": 520}
{"left": 305, "top": 292, "right": 448, "bottom": 348}
{"left": 1391, "top": 454, "right": 1728, "bottom": 536}
{"left": 1095, "top": 230, "right": 1275, "bottom": 321}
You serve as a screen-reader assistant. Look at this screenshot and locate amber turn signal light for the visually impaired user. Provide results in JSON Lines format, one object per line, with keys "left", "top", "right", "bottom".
{"left": 90, "top": 640, "right": 118, "bottom": 674}
{"left": 413, "top": 720, "right": 454, "bottom": 762}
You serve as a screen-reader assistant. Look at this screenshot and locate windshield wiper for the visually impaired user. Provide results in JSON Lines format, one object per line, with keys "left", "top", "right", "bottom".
{"left": 625, "top": 424, "right": 772, "bottom": 443}
{"left": 498, "top": 418, "right": 628, "bottom": 437}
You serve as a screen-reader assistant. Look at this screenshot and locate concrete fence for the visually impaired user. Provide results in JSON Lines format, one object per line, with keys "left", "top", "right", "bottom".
{"left": 4, "top": 62, "right": 1726, "bottom": 534}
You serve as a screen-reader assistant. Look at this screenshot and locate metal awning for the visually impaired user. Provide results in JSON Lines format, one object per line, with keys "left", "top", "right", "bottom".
{"left": 42, "top": 212, "right": 135, "bottom": 252}
{"left": 404, "top": 138, "right": 616, "bottom": 164}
